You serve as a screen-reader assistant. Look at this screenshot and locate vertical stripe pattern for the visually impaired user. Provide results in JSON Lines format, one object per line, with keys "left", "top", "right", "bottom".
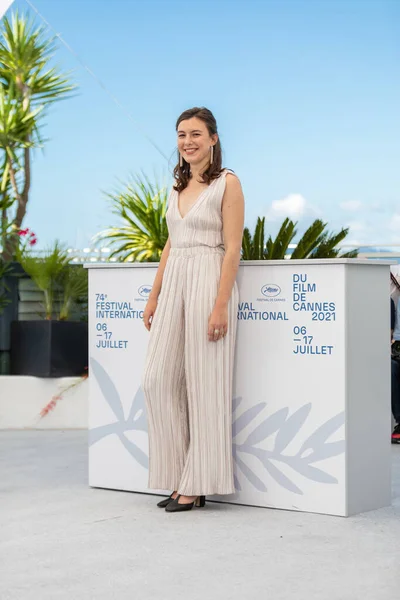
{"left": 142, "top": 169, "right": 239, "bottom": 495}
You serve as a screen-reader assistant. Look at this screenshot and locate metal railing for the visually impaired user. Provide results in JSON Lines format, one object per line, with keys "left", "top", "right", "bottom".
{"left": 11, "top": 244, "right": 400, "bottom": 263}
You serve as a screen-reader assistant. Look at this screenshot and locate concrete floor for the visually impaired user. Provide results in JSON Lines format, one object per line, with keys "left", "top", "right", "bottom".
{"left": 1, "top": 431, "right": 399, "bottom": 600}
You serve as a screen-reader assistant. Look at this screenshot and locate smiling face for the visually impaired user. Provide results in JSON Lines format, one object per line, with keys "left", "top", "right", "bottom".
{"left": 177, "top": 117, "right": 218, "bottom": 167}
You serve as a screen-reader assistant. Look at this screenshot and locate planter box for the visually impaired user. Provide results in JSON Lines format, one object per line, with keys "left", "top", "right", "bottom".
{"left": 0, "top": 262, "right": 28, "bottom": 374}
{"left": 0, "top": 262, "right": 27, "bottom": 351}
{"left": 10, "top": 320, "right": 88, "bottom": 377}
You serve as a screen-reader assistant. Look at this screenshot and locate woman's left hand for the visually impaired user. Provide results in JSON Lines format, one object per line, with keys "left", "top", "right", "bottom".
{"left": 208, "top": 304, "right": 228, "bottom": 342}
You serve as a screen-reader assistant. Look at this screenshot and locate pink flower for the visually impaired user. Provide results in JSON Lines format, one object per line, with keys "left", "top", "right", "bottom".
{"left": 18, "top": 227, "right": 38, "bottom": 246}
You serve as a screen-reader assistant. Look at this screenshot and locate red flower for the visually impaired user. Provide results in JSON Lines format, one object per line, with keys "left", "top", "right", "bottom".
{"left": 18, "top": 227, "right": 38, "bottom": 245}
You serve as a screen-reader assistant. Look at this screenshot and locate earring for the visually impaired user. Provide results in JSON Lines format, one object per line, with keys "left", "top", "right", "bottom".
{"left": 210, "top": 146, "right": 214, "bottom": 164}
{"left": 179, "top": 153, "right": 183, "bottom": 168}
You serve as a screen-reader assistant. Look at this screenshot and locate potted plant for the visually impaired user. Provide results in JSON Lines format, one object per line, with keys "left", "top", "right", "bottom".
{"left": 10, "top": 240, "right": 88, "bottom": 377}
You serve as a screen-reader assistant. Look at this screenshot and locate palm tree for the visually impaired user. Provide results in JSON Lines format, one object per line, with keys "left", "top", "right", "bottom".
{"left": 94, "top": 174, "right": 169, "bottom": 262}
{"left": 99, "top": 175, "right": 358, "bottom": 262}
{"left": 0, "top": 83, "right": 42, "bottom": 252}
{"left": 242, "top": 217, "right": 358, "bottom": 260}
{"left": 0, "top": 11, "right": 75, "bottom": 260}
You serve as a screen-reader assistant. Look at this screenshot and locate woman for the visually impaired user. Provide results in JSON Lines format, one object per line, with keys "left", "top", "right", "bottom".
{"left": 142, "top": 107, "right": 245, "bottom": 512}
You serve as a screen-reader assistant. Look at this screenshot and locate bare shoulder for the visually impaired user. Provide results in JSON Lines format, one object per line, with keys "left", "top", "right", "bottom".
{"left": 224, "top": 170, "right": 243, "bottom": 196}
{"left": 223, "top": 172, "right": 243, "bottom": 205}
{"left": 225, "top": 170, "right": 242, "bottom": 188}
{"left": 222, "top": 170, "right": 244, "bottom": 213}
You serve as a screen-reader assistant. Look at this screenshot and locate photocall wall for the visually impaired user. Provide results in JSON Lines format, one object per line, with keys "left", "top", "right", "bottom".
{"left": 88, "top": 262, "right": 347, "bottom": 515}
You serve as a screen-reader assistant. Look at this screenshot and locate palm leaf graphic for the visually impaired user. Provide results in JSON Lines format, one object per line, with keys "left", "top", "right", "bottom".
{"left": 89, "top": 359, "right": 149, "bottom": 469}
{"left": 298, "top": 412, "right": 345, "bottom": 457}
{"left": 236, "top": 405, "right": 345, "bottom": 493}
{"left": 273, "top": 403, "right": 312, "bottom": 454}
{"left": 243, "top": 407, "right": 289, "bottom": 446}
{"left": 232, "top": 396, "right": 243, "bottom": 413}
{"left": 126, "top": 386, "right": 148, "bottom": 432}
{"left": 300, "top": 441, "right": 345, "bottom": 463}
{"left": 262, "top": 458, "right": 303, "bottom": 495}
{"left": 289, "top": 460, "right": 338, "bottom": 484}
{"left": 232, "top": 402, "right": 266, "bottom": 438}
{"left": 235, "top": 453, "right": 268, "bottom": 492}
{"left": 119, "top": 433, "right": 149, "bottom": 469}
{"left": 240, "top": 445, "right": 303, "bottom": 495}
{"left": 90, "top": 357, "right": 125, "bottom": 422}
{"left": 233, "top": 474, "right": 242, "bottom": 491}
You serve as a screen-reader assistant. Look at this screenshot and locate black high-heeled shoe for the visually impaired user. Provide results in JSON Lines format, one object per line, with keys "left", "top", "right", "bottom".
{"left": 165, "top": 494, "right": 206, "bottom": 512}
{"left": 156, "top": 493, "right": 176, "bottom": 508}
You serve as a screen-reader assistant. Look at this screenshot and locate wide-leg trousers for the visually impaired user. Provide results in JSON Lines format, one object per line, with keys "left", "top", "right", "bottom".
{"left": 142, "top": 246, "right": 239, "bottom": 496}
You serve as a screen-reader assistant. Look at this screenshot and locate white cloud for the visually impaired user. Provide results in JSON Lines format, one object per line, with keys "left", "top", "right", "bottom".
{"left": 340, "top": 200, "right": 362, "bottom": 212}
{"left": 266, "top": 193, "right": 318, "bottom": 221}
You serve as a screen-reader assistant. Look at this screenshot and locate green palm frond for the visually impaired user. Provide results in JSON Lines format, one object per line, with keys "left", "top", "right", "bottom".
{"left": 252, "top": 217, "right": 265, "bottom": 259}
{"left": 0, "top": 82, "right": 43, "bottom": 156}
{"left": 59, "top": 265, "right": 88, "bottom": 320}
{"left": 310, "top": 227, "right": 358, "bottom": 259}
{"left": 339, "top": 249, "right": 359, "bottom": 258}
{"left": 0, "top": 12, "right": 76, "bottom": 105}
{"left": 94, "top": 173, "right": 169, "bottom": 262}
{"left": 266, "top": 218, "right": 297, "bottom": 259}
{"left": 0, "top": 155, "right": 14, "bottom": 202}
{"left": 291, "top": 219, "right": 326, "bottom": 259}
{"left": 16, "top": 240, "right": 69, "bottom": 318}
{"left": 241, "top": 216, "right": 356, "bottom": 260}
{"left": 241, "top": 218, "right": 266, "bottom": 260}
{"left": 241, "top": 227, "right": 252, "bottom": 259}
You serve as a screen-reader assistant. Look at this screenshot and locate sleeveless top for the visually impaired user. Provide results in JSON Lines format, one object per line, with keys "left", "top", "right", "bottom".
{"left": 166, "top": 168, "right": 235, "bottom": 250}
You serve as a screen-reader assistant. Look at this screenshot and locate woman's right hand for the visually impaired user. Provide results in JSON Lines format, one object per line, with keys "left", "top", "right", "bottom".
{"left": 143, "top": 297, "right": 158, "bottom": 331}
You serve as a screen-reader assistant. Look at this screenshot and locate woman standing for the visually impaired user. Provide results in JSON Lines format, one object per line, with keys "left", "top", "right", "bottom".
{"left": 142, "top": 107, "right": 244, "bottom": 512}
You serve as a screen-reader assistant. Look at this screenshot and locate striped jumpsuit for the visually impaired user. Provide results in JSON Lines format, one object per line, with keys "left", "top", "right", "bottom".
{"left": 142, "top": 168, "right": 239, "bottom": 496}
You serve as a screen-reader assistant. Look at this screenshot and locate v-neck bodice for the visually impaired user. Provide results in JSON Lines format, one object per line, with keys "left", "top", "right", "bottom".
{"left": 166, "top": 168, "right": 233, "bottom": 250}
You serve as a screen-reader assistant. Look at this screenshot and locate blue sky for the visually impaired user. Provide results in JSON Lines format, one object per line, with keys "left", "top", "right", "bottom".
{"left": 6, "top": 0, "right": 400, "bottom": 249}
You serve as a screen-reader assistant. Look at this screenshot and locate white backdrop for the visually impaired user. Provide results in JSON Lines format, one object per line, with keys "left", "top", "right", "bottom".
{"left": 88, "top": 259, "right": 391, "bottom": 516}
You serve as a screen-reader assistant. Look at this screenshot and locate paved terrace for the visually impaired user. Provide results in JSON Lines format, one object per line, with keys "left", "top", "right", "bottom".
{"left": 1, "top": 431, "right": 399, "bottom": 600}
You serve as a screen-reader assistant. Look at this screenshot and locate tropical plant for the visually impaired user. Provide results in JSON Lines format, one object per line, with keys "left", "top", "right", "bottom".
{"left": 58, "top": 264, "right": 88, "bottom": 321}
{"left": 0, "top": 11, "right": 75, "bottom": 260}
{"left": 95, "top": 173, "right": 169, "bottom": 262}
{"left": 98, "top": 171, "right": 358, "bottom": 262}
{"left": 16, "top": 240, "right": 68, "bottom": 319}
{"left": 16, "top": 240, "right": 88, "bottom": 320}
{"left": 242, "top": 217, "right": 358, "bottom": 260}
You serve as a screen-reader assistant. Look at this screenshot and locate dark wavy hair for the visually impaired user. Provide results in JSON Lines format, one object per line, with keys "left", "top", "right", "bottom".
{"left": 173, "top": 107, "right": 223, "bottom": 192}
